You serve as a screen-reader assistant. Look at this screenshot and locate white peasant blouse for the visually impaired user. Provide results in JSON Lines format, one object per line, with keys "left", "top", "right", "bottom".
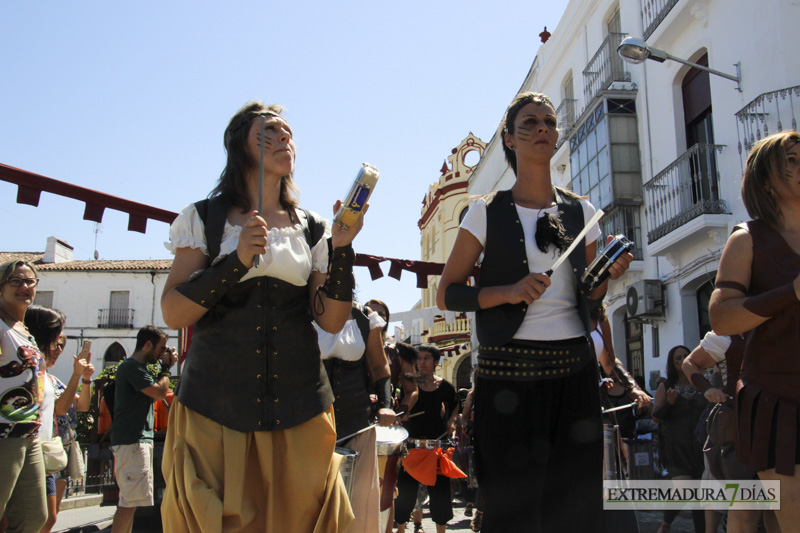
{"left": 165, "top": 203, "right": 331, "bottom": 287}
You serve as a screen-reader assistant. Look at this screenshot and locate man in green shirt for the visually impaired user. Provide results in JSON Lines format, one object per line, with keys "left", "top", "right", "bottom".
{"left": 110, "top": 325, "right": 176, "bottom": 533}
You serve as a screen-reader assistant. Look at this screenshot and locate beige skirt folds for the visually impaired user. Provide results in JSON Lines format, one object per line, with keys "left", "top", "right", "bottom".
{"left": 161, "top": 400, "right": 354, "bottom": 533}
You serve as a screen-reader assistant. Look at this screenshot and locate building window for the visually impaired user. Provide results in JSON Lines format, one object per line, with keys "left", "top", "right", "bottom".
{"left": 99, "top": 291, "right": 134, "bottom": 329}
{"left": 625, "top": 315, "right": 646, "bottom": 389}
{"left": 33, "top": 291, "right": 54, "bottom": 308}
{"left": 103, "top": 342, "right": 126, "bottom": 368}
{"left": 570, "top": 101, "right": 643, "bottom": 210}
{"left": 570, "top": 104, "right": 612, "bottom": 209}
{"left": 696, "top": 279, "right": 714, "bottom": 339}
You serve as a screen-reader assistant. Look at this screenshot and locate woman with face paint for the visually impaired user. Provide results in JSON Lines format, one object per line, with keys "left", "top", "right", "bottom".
{"left": 437, "top": 92, "right": 632, "bottom": 532}
{"left": 710, "top": 131, "right": 800, "bottom": 531}
{"left": 160, "top": 101, "right": 366, "bottom": 532}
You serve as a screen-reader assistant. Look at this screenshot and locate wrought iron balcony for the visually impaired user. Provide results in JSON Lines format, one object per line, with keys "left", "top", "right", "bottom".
{"left": 641, "top": 0, "right": 680, "bottom": 40}
{"left": 98, "top": 308, "right": 135, "bottom": 329}
{"left": 735, "top": 85, "right": 800, "bottom": 157}
{"left": 556, "top": 98, "right": 578, "bottom": 150}
{"left": 583, "top": 33, "right": 629, "bottom": 105}
{"left": 643, "top": 144, "right": 728, "bottom": 243}
{"left": 599, "top": 204, "right": 644, "bottom": 260}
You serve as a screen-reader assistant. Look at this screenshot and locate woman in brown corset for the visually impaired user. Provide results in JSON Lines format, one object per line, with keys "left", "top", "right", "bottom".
{"left": 710, "top": 130, "right": 800, "bottom": 530}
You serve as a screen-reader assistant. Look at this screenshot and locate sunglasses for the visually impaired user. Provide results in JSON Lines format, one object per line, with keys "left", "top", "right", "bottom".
{"left": 6, "top": 277, "right": 39, "bottom": 288}
{"left": 51, "top": 336, "right": 67, "bottom": 351}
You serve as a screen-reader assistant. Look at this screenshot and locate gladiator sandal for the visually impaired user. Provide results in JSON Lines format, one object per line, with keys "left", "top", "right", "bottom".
{"left": 471, "top": 511, "right": 483, "bottom": 532}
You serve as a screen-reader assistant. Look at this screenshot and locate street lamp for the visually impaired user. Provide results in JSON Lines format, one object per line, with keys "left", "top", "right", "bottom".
{"left": 617, "top": 36, "right": 741, "bottom": 92}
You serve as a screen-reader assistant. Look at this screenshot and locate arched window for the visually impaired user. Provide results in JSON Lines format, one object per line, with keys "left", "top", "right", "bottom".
{"left": 103, "top": 342, "right": 126, "bottom": 368}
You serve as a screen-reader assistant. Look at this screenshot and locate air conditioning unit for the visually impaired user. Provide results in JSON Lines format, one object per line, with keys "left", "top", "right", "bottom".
{"left": 626, "top": 280, "right": 664, "bottom": 318}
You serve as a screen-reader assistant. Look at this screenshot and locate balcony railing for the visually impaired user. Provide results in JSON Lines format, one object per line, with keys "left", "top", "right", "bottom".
{"left": 583, "top": 33, "right": 629, "bottom": 105}
{"left": 97, "top": 308, "right": 134, "bottom": 329}
{"left": 428, "top": 315, "right": 471, "bottom": 339}
{"left": 643, "top": 144, "right": 728, "bottom": 243}
{"left": 600, "top": 204, "right": 644, "bottom": 260}
{"left": 735, "top": 85, "right": 800, "bottom": 157}
{"left": 641, "top": 0, "right": 680, "bottom": 40}
{"left": 556, "top": 98, "right": 578, "bottom": 150}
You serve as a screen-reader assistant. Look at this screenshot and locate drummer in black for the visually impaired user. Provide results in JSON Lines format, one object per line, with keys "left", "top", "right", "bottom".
{"left": 395, "top": 344, "right": 460, "bottom": 533}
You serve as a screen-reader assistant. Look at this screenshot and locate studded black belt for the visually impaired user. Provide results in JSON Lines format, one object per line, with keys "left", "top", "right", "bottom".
{"left": 477, "top": 338, "right": 592, "bottom": 381}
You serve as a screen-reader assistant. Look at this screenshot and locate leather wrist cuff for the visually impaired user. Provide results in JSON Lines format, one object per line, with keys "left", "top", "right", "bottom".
{"left": 158, "top": 372, "right": 171, "bottom": 380}
{"left": 176, "top": 253, "right": 248, "bottom": 308}
{"left": 690, "top": 373, "right": 714, "bottom": 394}
{"left": 375, "top": 376, "right": 393, "bottom": 410}
{"left": 322, "top": 242, "right": 355, "bottom": 301}
{"left": 743, "top": 283, "right": 799, "bottom": 318}
{"left": 611, "top": 363, "right": 637, "bottom": 391}
{"left": 444, "top": 284, "right": 482, "bottom": 312}
{"left": 81, "top": 378, "right": 92, "bottom": 385}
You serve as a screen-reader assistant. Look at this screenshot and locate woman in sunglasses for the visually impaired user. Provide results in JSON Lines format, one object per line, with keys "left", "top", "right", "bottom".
{"left": 0, "top": 260, "right": 48, "bottom": 533}
{"left": 24, "top": 305, "right": 93, "bottom": 533}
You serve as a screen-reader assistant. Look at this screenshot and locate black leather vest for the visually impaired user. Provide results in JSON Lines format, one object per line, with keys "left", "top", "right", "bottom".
{"left": 475, "top": 188, "right": 594, "bottom": 346}
{"left": 176, "top": 208, "right": 334, "bottom": 432}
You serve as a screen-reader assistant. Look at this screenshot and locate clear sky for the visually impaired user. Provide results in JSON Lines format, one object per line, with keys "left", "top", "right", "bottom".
{"left": 0, "top": 0, "right": 568, "bottom": 318}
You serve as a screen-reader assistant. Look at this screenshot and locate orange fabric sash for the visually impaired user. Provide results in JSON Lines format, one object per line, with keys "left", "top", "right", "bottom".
{"left": 402, "top": 448, "right": 466, "bottom": 486}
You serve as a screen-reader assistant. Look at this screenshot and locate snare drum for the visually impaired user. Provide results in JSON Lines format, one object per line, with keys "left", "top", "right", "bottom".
{"left": 334, "top": 447, "right": 359, "bottom": 497}
{"left": 581, "top": 234, "right": 634, "bottom": 289}
{"left": 375, "top": 425, "right": 408, "bottom": 456}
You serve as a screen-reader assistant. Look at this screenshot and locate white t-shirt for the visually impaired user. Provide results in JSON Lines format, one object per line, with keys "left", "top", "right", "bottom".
{"left": 699, "top": 331, "right": 730, "bottom": 363}
{"left": 699, "top": 331, "right": 732, "bottom": 388}
{"left": 460, "top": 195, "right": 601, "bottom": 341}
{"left": 316, "top": 310, "right": 386, "bottom": 362}
{"left": 39, "top": 374, "right": 56, "bottom": 441}
{"left": 165, "top": 203, "right": 332, "bottom": 287}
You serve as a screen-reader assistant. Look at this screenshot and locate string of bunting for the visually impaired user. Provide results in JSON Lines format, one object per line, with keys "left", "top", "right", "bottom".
{"left": 355, "top": 253, "right": 480, "bottom": 289}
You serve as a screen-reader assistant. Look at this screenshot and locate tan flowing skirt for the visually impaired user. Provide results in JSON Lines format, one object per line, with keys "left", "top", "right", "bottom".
{"left": 161, "top": 400, "right": 354, "bottom": 533}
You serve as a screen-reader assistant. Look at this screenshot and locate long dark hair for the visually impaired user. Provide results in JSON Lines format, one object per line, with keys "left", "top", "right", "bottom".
{"left": 665, "top": 345, "right": 690, "bottom": 388}
{"left": 24, "top": 305, "right": 65, "bottom": 359}
{"left": 209, "top": 101, "right": 300, "bottom": 212}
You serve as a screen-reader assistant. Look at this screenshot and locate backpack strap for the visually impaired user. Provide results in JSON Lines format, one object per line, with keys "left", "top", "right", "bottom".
{"left": 299, "top": 208, "right": 327, "bottom": 250}
{"left": 194, "top": 196, "right": 232, "bottom": 261}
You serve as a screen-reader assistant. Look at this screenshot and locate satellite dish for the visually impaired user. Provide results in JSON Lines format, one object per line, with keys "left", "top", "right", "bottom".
{"left": 626, "top": 285, "right": 639, "bottom": 316}
{"left": 94, "top": 250, "right": 99, "bottom": 260}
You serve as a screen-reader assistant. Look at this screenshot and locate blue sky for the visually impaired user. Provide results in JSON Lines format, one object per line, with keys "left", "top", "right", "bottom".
{"left": 0, "top": 0, "right": 568, "bottom": 316}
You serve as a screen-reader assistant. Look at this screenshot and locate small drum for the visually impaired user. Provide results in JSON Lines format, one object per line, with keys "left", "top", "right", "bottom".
{"left": 335, "top": 447, "right": 359, "bottom": 497}
{"left": 581, "top": 234, "right": 634, "bottom": 289}
{"left": 408, "top": 438, "right": 446, "bottom": 450}
{"left": 376, "top": 425, "right": 408, "bottom": 456}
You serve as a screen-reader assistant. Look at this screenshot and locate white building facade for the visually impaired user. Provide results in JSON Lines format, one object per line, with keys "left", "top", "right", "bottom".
{"left": 1, "top": 237, "right": 176, "bottom": 384}
{"left": 466, "top": 0, "right": 800, "bottom": 391}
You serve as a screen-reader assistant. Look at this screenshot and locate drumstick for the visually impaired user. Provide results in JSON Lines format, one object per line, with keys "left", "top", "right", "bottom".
{"left": 336, "top": 423, "right": 376, "bottom": 444}
{"left": 601, "top": 401, "right": 638, "bottom": 414}
{"left": 544, "top": 208, "right": 604, "bottom": 276}
{"left": 406, "top": 411, "right": 425, "bottom": 419}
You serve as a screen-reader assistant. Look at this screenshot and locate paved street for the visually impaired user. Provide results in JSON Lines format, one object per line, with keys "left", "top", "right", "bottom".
{"left": 53, "top": 497, "right": 700, "bottom": 532}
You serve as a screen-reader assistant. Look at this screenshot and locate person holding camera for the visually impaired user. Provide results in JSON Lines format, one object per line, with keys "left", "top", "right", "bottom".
{"left": 109, "top": 325, "right": 176, "bottom": 533}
